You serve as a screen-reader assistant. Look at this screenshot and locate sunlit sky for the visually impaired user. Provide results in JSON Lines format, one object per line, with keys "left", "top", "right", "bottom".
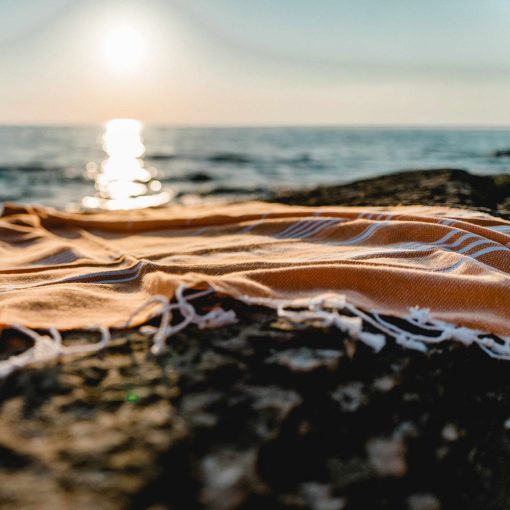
{"left": 1, "top": 0, "right": 510, "bottom": 126}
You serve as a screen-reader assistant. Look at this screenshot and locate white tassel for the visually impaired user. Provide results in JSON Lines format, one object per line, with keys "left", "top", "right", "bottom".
{"left": 2, "top": 285, "right": 510, "bottom": 379}
{"left": 0, "top": 325, "right": 110, "bottom": 378}
{"left": 242, "top": 292, "right": 510, "bottom": 360}
{"left": 395, "top": 334, "right": 427, "bottom": 353}
{"left": 130, "top": 285, "right": 237, "bottom": 356}
{"left": 408, "top": 306, "right": 432, "bottom": 325}
{"left": 358, "top": 331, "right": 386, "bottom": 352}
{"left": 123, "top": 287, "right": 223, "bottom": 355}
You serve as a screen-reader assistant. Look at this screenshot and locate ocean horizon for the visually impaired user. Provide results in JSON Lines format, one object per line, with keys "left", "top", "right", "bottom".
{"left": 1, "top": 124, "right": 510, "bottom": 209}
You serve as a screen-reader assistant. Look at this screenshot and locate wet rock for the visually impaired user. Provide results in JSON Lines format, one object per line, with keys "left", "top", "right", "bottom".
{"left": 274, "top": 168, "right": 510, "bottom": 216}
{"left": 492, "top": 149, "right": 510, "bottom": 158}
{"left": 372, "top": 375, "right": 398, "bottom": 393}
{"left": 0, "top": 445, "right": 32, "bottom": 470}
{"left": 208, "top": 153, "right": 251, "bottom": 164}
{"left": 331, "top": 382, "right": 367, "bottom": 412}
{"left": 200, "top": 450, "right": 256, "bottom": 510}
{"left": 441, "top": 423, "right": 460, "bottom": 442}
{"left": 327, "top": 458, "right": 373, "bottom": 491}
{"left": 407, "top": 493, "right": 441, "bottom": 510}
{"left": 180, "top": 391, "right": 222, "bottom": 429}
{"left": 366, "top": 437, "right": 407, "bottom": 478}
{"left": 211, "top": 333, "right": 256, "bottom": 358}
{"left": 394, "top": 421, "right": 420, "bottom": 440}
{"left": 194, "top": 349, "right": 247, "bottom": 388}
{"left": 266, "top": 347, "right": 342, "bottom": 374}
{"left": 300, "top": 482, "right": 346, "bottom": 510}
{"left": 146, "top": 153, "right": 175, "bottom": 161}
{"left": 246, "top": 385, "right": 302, "bottom": 439}
{"left": 188, "top": 172, "right": 213, "bottom": 182}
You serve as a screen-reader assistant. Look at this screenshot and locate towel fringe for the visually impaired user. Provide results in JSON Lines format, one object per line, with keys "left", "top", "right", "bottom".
{"left": 241, "top": 293, "right": 510, "bottom": 360}
{"left": 0, "top": 324, "right": 110, "bottom": 379}
{"left": 0, "top": 285, "right": 237, "bottom": 378}
{"left": 1, "top": 285, "right": 509, "bottom": 378}
{"left": 130, "top": 285, "right": 237, "bottom": 356}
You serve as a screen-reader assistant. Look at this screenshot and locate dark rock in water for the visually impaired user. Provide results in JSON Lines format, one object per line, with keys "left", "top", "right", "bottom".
{"left": 492, "top": 149, "right": 510, "bottom": 158}
{"left": 208, "top": 153, "right": 251, "bottom": 164}
{"left": 277, "top": 153, "right": 314, "bottom": 165}
{"left": 161, "top": 171, "right": 213, "bottom": 183}
{"left": 296, "top": 153, "right": 312, "bottom": 163}
{"left": 188, "top": 172, "right": 213, "bottom": 183}
{"left": 0, "top": 164, "right": 59, "bottom": 173}
{"left": 206, "top": 186, "right": 267, "bottom": 196}
{"left": 274, "top": 168, "right": 510, "bottom": 216}
{"left": 1, "top": 169, "right": 510, "bottom": 509}
{"left": 146, "top": 153, "right": 176, "bottom": 161}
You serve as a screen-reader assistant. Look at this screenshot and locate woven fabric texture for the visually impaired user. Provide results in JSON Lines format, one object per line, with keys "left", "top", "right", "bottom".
{"left": 1, "top": 202, "right": 509, "bottom": 336}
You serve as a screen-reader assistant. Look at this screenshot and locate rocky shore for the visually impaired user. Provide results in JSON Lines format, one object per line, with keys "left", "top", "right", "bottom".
{"left": 1, "top": 169, "right": 510, "bottom": 510}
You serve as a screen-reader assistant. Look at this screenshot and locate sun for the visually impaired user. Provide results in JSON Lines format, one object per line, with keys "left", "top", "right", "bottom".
{"left": 103, "top": 26, "right": 145, "bottom": 72}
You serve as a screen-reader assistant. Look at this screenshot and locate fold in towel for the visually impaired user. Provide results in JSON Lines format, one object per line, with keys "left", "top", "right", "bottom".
{"left": 0, "top": 201, "right": 509, "bottom": 366}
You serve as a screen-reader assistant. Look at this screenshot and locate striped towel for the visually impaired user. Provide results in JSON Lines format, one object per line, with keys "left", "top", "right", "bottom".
{"left": 1, "top": 201, "right": 509, "bottom": 373}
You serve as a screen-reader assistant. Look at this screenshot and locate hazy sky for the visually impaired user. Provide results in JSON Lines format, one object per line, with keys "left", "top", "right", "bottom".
{"left": 1, "top": 0, "right": 510, "bottom": 125}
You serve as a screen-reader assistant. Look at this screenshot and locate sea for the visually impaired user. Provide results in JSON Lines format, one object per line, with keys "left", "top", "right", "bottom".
{"left": 1, "top": 124, "right": 510, "bottom": 210}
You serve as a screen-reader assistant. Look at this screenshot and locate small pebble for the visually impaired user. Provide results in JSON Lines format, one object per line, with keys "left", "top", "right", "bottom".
{"left": 201, "top": 451, "right": 254, "bottom": 510}
{"left": 301, "top": 482, "right": 346, "bottom": 510}
{"left": 407, "top": 493, "right": 441, "bottom": 510}
{"left": 331, "top": 382, "right": 366, "bottom": 412}
{"left": 267, "top": 348, "right": 341, "bottom": 373}
{"left": 366, "top": 437, "right": 407, "bottom": 478}
{"left": 441, "top": 423, "right": 459, "bottom": 442}
{"left": 373, "top": 375, "right": 397, "bottom": 392}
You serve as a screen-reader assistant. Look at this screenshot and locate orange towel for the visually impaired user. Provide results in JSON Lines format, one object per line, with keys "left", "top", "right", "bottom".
{"left": 1, "top": 201, "right": 509, "bottom": 372}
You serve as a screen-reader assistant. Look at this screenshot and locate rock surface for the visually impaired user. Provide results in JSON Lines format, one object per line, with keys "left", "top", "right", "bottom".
{"left": 1, "top": 169, "right": 510, "bottom": 510}
{"left": 274, "top": 168, "right": 510, "bottom": 215}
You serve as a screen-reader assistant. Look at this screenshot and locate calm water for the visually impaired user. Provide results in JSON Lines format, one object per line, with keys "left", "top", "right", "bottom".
{"left": 1, "top": 125, "right": 510, "bottom": 210}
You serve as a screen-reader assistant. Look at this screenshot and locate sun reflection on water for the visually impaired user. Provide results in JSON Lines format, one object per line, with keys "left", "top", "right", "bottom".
{"left": 82, "top": 119, "right": 170, "bottom": 211}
